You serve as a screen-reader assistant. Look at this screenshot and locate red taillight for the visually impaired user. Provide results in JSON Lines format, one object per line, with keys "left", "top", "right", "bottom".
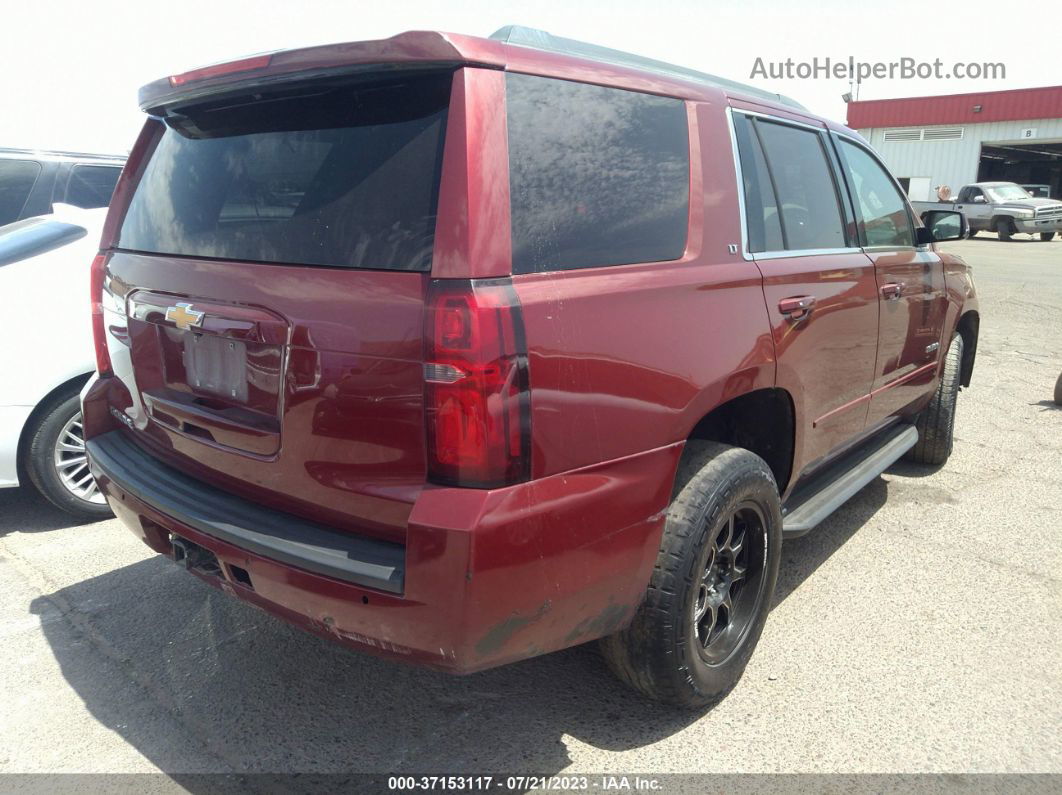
{"left": 168, "top": 53, "right": 273, "bottom": 87}
{"left": 424, "top": 281, "right": 531, "bottom": 488}
{"left": 90, "top": 253, "right": 112, "bottom": 378}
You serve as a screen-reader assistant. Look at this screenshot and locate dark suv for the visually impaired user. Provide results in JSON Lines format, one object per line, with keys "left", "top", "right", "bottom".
{"left": 0, "top": 149, "right": 125, "bottom": 227}
{"left": 83, "top": 27, "right": 979, "bottom": 707}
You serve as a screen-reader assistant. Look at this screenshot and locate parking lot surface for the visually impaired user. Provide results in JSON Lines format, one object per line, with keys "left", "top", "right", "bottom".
{"left": 0, "top": 236, "right": 1059, "bottom": 780}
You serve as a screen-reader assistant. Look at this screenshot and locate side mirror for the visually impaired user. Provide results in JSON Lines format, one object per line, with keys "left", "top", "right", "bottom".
{"left": 917, "top": 210, "right": 967, "bottom": 244}
{"left": 972, "top": 195, "right": 986, "bottom": 203}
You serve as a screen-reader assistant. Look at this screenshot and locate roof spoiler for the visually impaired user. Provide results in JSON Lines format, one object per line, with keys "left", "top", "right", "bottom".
{"left": 490, "top": 25, "right": 806, "bottom": 110}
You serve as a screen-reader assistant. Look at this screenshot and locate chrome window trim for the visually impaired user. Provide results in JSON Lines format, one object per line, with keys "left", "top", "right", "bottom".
{"left": 724, "top": 106, "right": 755, "bottom": 262}
{"left": 733, "top": 107, "right": 826, "bottom": 134}
{"left": 753, "top": 246, "right": 863, "bottom": 261}
{"left": 830, "top": 128, "right": 867, "bottom": 145}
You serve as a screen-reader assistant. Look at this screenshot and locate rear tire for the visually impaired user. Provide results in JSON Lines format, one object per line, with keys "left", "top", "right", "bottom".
{"left": 905, "top": 334, "right": 963, "bottom": 466}
{"left": 994, "top": 218, "right": 1013, "bottom": 241}
{"left": 25, "top": 391, "right": 112, "bottom": 521}
{"left": 1041, "top": 232, "right": 1056, "bottom": 242}
{"left": 1054, "top": 372, "right": 1062, "bottom": 406}
{"left": 600, "top": 442, "right": 782, "bottom": 708}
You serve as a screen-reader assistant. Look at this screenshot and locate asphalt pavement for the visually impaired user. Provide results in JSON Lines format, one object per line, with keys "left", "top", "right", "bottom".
{"left": 0, "top": 235, "right": 1059, "bottom": 785}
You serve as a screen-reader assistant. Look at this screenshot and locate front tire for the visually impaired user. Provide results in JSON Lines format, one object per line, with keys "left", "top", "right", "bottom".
{"left": 600, "top": 442, "right": 782, "bottom": 708}
{"left": 25, "top": 391, "right": 112, "bottom": 521}
{"left": 905, "top": 334, "right": 964, "bottom": 466}
{"left": 1041, "top": 232, "right": 1056, "bottom": 242}
{"left": 1054, "top": 372, "right": 1062, "bottom": 406}
{"left": 994, "top": 218, "right": 1013, "bottom": 241}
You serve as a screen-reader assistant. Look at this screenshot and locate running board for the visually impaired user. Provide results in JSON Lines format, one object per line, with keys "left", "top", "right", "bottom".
{"left": 782, "top": 424, "right": 919, "bottom": 539}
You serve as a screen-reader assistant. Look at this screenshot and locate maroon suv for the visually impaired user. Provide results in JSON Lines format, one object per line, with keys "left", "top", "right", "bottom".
{"left": 83, "top": 27, "right": 979, "bottom": 707}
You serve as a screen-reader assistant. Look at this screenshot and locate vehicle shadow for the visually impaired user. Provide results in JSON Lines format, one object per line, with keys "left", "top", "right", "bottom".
{"left": 774, "top": 476, "right": 887, "bottom": 606}
{"left": 965, "top": 235, "right": 1041, "bottom": 243}
{"left": 881, "top": 459, "right": 945, "bottom": 480}
{"left": 1031, "top": 400, "right": 1061, "bottom": 411}
{"left": 25, "top": 477, "right": 889, "bottom": 779}
{"left": 0, "top": 486, "right": 102, "bottom": 536}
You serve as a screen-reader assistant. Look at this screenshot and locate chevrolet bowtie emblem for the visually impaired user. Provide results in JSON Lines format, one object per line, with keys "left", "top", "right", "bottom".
{"left": 165, "top": 302, "right": 205, "bottom": 330}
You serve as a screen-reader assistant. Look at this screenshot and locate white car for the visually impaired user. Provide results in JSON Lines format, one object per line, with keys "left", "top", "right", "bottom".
{"left": 0, "top": 204, "right": 111, "bottom": 519}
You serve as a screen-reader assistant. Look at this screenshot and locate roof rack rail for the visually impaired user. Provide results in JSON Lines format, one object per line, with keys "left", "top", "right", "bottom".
{"left": 490, "top": 25, "right": 805, "bottom": 111}
{"left": 0, "top": 147, "right": 127, "bottom": 161}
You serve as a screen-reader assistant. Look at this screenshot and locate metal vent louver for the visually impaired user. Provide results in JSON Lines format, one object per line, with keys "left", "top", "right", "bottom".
{"left": 922, "top": 127, "right": 964, "bottom": 141}
{"left": 883, "top": 128, "right": 923, "bottom": 142}
{"left": 883, "top": 127, "right": 965, "bottom": 142}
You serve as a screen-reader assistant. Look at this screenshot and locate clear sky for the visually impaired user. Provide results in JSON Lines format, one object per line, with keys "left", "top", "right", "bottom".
{"left": 3, "top": 0, "right": 1058, "bottom": 155}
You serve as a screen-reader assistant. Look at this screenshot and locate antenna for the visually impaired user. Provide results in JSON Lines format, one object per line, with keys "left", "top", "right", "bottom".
{"left": 490, "top": 25, "right": 806, "bottom": 111}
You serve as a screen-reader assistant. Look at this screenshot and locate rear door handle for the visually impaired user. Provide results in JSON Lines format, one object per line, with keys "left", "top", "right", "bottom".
{"left": 778, "top": 295, "right": 816, "bottom": 320}
{"left": 881, "top": 282, "right": 904, "bottom": 300}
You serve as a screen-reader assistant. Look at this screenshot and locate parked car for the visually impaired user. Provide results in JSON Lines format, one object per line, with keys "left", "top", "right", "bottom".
{"left": 1022, "top": 184, "right": 1053, "bottom": 199}
{"left": 0, "top": 205, "right": 112, "bottom": 519}
{"left": 82, "top": 26, "right": 979, "bottom": 707}
{"left": 0, "top": 148, "right": 125, "bottom": 228}
{"left": 913, "top": 181, "right": 1062, "bottom": 241}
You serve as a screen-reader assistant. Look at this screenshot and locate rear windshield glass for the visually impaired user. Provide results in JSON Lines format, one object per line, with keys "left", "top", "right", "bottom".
{"left": 119, "top": 73, "right": 451, "bottom": 271}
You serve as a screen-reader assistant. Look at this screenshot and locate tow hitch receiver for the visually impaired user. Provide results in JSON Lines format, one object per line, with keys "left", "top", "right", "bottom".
{"left": 170, "top": 535, "right": 222, "bottom": 577}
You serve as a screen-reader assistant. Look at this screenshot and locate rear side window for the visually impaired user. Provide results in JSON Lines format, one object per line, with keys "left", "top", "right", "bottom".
{"left": 66, "top": 165, "right": 122, "bottom": 209}
{"left": 119, "top": 73, "right": 451, "bottom": 271}
{"left": 733, "top": 113, "right": 783, "bottom": 253}
{"left": 0, "top": 159, "right": 42, "bottom": 227}
{"left": 506, "top": 74, "right": 689, "bottom": 274}
{"left": 753, "top": 120, "right": 847, "bottom": 251}
{"left": 836, "top": 139, "right": 914, "bottom": 247}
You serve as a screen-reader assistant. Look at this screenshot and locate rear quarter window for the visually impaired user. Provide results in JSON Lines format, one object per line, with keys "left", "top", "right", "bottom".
{"left": 505, "top": 73, "right": 690, "bottom": 274}
{"left": 65, "top": 165, "right": 122, "bottom": 209}
{"left": 0, "top": 159, "right": 43, "bottom": 227}
{"left": 118, "top": 73, "right": 451, "bottom": 271}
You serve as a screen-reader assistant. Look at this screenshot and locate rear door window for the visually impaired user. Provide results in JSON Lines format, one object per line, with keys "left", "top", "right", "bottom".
{"left": 753, "top": 120, "right": 847, "bottom": 251}
{"left": 0, "top": 159, "right": 43, "bottom": 226}
{"left": 733, "top": 113, "right": 783, "bottom": 253}
{"left": 506, "top": 73, "right": 690, "bottom": 274}
{"left": 119, "top": 73, "right": 451, "bottom": 271}
{"left": 66, "top": 165, "right": 122, "bottom": 209}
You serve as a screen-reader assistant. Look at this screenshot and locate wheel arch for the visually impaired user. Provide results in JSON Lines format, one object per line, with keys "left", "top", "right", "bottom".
{"left": 956, "top": 310, "right": 979, "bottom": 388}
{"left": 682, "top": 387, "right": 796, "bottom": 495}
{"left": 15, "top": 371, "right": 95, "bottom": 483}
{"left": 989, "top": 214, "right": 1016, "bottom": 232}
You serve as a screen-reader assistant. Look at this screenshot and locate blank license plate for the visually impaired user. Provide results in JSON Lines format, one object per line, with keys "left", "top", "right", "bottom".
{"left": 183, "top": 334, "right": 248, "bottom": 402}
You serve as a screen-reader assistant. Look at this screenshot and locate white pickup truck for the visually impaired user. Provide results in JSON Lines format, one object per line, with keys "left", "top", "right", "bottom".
{"left": 912, "top": 181, "right": 1062, "bottom": 241}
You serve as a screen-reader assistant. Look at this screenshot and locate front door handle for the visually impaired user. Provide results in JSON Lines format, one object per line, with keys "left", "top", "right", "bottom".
{"left": 779, "top": 295, "right": 816, "bottom": 321}
{"left": 881, "top": 282, "right": 904, "bottom": 300}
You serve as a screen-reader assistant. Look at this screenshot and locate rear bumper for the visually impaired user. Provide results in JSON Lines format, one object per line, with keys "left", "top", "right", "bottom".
{"left": 86, "top": 423, "right": 679, "bottom": 673}
{"left": 88, "top": 431, "right": 404, "bottom": 593}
